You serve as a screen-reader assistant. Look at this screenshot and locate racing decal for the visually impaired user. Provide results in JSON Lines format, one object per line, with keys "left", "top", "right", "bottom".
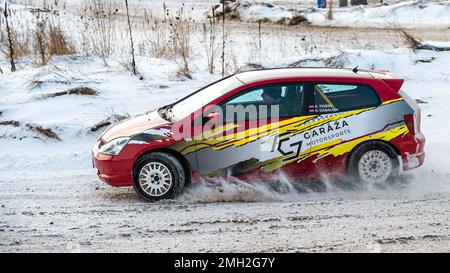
{"left": 130, "top": 98, "right": 411, "bottom": 177}
{"left": 276, "top": 132, "right": 303, "bottom": 162}
{"left": 193, "top": 98, "right": 411, "bottom": 176}
{"left": 308, "top": 124, "right": 408, "bottom": 163}
{"left": 130, "top": 128, "right": 174, "bottom": 144}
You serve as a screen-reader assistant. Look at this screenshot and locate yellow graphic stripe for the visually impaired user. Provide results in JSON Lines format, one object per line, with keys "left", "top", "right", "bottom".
{"left": 382, "top": 98, "right": 403, "bottom": 105}
{"left": 178, "top": 98, "right": 404, "bottom": 156}
{"left": 259, "top": 125, "right": 408, "bottom": 173}
{"left": 309, "top": 125, "right": 408, "bottom": 162}
{"left": 206, "top": 98, "right": 403, "bottom": 151}
{"left": 212, "top": 116, "right": 313, "bottom": 150}
{"left": 211, "top": 108, "right": 370, "bottom": 151}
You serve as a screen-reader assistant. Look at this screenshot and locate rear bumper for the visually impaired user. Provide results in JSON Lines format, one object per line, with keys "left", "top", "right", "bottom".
{"left": 92, "top": 151, "right": 133, "bottom": 187}
{"left": 403, "top": 151, "right": 425, "bottom": 171}
{"left": 394, "top": 132, "right": 425, "bottom": 171}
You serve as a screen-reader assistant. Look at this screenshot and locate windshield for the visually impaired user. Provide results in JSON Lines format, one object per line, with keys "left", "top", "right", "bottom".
{"left": 169, "top": 75, "right": 243, "bottom": 121}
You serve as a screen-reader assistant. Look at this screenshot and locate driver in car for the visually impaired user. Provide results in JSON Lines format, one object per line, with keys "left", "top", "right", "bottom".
{"left": 261, "top": 86, "right": 290, "bottom": 117}
{"left": 261, "top": 86, "right": 282, "bottom": 104}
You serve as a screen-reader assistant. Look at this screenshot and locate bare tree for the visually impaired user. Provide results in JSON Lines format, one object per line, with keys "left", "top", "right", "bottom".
{"left": 202, "top": 8, "right": 219, "bottom": 74}
{"left": 258, "top": 19, "right": 261, "bottom": 52}
{"left": 221, "top": 0, "right": 225, "bottom": 77}
{"left": 83, "top": 0, "right": 118, "bottom": 65}
{"left": 3, "top": 3, "right": 16, "bottom": 72}
{"left": 34, "top": 15, "right": 48, "bottom": 66}
{"left": 167, "top": 8, "right": 192, "bottom": 79}
{"left": 124, "top": 0, "right": 137, "bottom": 76}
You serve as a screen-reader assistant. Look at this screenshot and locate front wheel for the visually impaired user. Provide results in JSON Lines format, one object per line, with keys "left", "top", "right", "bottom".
{"left": 133, "top": 152, "right": 185, "bottom": 202}
{"left": 347, "top": 141, "right": 400, "bottom": 188}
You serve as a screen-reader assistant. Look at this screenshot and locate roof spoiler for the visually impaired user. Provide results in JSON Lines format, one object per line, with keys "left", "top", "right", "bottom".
{"left": 383, "top": 78, "right": 404, "bottom": 92}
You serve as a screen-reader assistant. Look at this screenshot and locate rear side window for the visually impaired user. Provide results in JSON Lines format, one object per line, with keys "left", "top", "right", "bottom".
{"left": 309, "top": 83, "right": 380, "bottom": 114}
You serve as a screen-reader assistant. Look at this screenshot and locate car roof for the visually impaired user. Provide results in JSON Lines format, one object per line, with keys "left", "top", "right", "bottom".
{"left": 234, "top": 68, "right": 375, "bottom": 84}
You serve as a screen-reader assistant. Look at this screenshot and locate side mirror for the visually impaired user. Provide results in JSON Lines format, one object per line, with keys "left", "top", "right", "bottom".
{"left": 202, "top": 112, "right": 221, "bottom": 124}
{"left": 207, "top": 112, "right": 221, "bottom": 120}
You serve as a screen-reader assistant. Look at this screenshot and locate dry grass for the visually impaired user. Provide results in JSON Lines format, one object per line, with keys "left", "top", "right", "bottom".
{"left": 43, "top": 86, "right": 98, "bottom": 98}
{"left": 82, "top": 0, "right": 119, "bottom": 64}
{"left": 202, "top": 13, "right": 220, "bottom": 74}
{"left": 397, "top": 28, "right": 450, "bottom": 52}
{"left": 12, "top": 30, "right": 32, "bottom": 58}
{"left": 2, "top": 2, "right": 199, "bottom": 77}
{"left": 167, "top": 9, "right": 193, "bottom": 79}
{"left": 399, "top": 29, "right": 421, "bottom": 52}
{"left": 2, "top": 14, "right": 32, "bottom": 60}
{"left": 90, "top": 121, "right": 112, "bottom": 132}
{"left": 1, "top": 3, "right": 17, "bottom": 71}
{"left": 89, "top": 110, "right": 129, "bottom": 133}
{"left": 288, "top": 15, "right": 308, "bottom": 25}
{"left": 0, "top": 120, "right": 20, "bottom": 127}
{"left": 26, "top": 123, "right": 61, "bottom": 140}
{"left": 0, "top": 119, "right": 60, "bottom": 140}
{"left": 34, "top": 17, "right": 47, "bottom": 65}
{"left": 32, "top": 15, "right": 76, "bottom": 66}
{"left": 0, "top": 7, "right": 77, "bottom": 66}
{"left": 1, "top": 0, "right": 318, "bottom": 78}
{"left": 140, "top": 5, "right": 193, "bottom": 78}
{"left": 47, "top": 21, "right": 76, "bottom": 57}
{"left": 143, "top": 11, "right": 170, "bottom": 58}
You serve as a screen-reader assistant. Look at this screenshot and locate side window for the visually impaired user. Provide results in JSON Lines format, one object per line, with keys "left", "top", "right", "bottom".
{"left": 227, "top": 89, "right": 263, "bottom": 104}
{"left": 221, "top": 83, "right": 305, "bottom": 121}
{"left": 309, "top": 83, "right": 380, "bottom": 114}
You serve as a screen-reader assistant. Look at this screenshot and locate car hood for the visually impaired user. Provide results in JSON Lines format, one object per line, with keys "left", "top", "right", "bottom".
{"left": 101, "top": 110, "right": 169, "bottom": 143}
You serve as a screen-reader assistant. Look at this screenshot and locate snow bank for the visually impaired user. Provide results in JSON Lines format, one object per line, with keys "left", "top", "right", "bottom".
{"left": 237, "top": 2, "right": 299, "bottom": 23}
{"left": 209, "top": 0, "right": 307, "bottom": 24}
{"left": 304, "top": 1, "right": 450, "bottom": 28}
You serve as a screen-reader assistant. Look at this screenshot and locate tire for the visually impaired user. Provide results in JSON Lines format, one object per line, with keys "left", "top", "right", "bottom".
{"left": 132, "top": 152, "right": 185, "bottom": 202}
{"left": 347, "top": 141, "right": 400, "bottom": 188}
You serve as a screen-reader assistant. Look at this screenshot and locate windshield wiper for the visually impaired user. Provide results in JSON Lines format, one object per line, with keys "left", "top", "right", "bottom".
{"left": 157, "top": 104, "right": 174, "bottom": 122}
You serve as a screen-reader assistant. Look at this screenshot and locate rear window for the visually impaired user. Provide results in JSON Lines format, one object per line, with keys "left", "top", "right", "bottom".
{"left": 309, "top": 83, "right": 380, "bottom": 114}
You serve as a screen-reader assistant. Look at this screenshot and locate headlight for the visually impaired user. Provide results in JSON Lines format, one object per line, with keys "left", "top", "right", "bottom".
{"left": 98, "top": 137, "right": 130, "bottom": 156}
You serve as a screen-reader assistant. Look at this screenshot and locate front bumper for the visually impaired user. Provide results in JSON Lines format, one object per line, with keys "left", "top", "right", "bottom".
{"left": 92, "top": 151, "right": 133, "bottom": 187}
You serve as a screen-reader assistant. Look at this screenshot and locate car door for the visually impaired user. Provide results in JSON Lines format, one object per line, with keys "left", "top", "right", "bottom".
{"left": 304, "top": 82, "right": 382, "bottom": 164}
{"left": 194, "top": 82, "right": 313, "bottom": 179}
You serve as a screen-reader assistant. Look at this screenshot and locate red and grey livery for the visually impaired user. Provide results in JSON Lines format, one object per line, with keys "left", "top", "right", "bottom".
{"left": 92, "top": 68, "right": 425, "bottom": 201}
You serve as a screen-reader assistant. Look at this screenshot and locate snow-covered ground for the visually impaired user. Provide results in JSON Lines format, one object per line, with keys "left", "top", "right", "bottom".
{"left": 1, "top": 1, "right": 450, "bottom": 252}
{"left": 6, "top": 0, "right": 450, "bottom": 27}
{"left": 2, "top": 47, "right": 450, "bottom": 252}
{"left": 207, "top": 0, "right": 450, "bottom": 27}
{"left": 304, "top": 0, "right": 450, "bottom": 28}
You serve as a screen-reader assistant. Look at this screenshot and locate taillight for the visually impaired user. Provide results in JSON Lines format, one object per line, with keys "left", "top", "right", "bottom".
{"left": 404, "top": 114, "right": 415, "bottom": 134}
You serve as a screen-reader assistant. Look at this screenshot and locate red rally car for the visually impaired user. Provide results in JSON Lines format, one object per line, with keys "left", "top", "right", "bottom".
{"left": 92, "top": 68, "right": 425, "bottom": 202}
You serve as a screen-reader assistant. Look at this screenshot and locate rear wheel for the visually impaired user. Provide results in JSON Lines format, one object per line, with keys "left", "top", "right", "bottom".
{"left": 133, "top": 152, "right": 185, "bottom": 202}
{"left": 348, "top": 141, "right": 400, "bottom": 188}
